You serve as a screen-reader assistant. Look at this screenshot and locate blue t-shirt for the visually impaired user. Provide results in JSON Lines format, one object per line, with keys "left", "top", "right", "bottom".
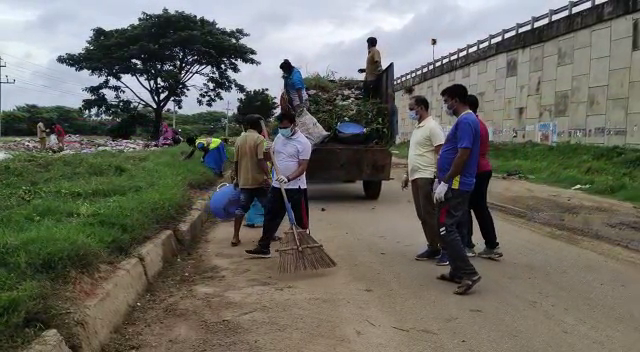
{"left": 437, "top": 111, "right": 481, "bottom": 191}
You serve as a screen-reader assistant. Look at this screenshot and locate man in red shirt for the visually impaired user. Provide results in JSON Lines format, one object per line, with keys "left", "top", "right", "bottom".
{"left": 51, "top": 123, "right": 66, "bottom": 151}
{"left": 464, "top": 95, "right": 502, "bottom": 259}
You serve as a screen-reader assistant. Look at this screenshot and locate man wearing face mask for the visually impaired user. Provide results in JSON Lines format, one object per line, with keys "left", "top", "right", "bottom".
{"left": 434, "top": 84, "right": 482, "bottom": 295}
{"left": 245, "top": 111, "right": 312, "bottom": 258}
{"left": 401, "top": 95, "right": 446, "bottom": 263}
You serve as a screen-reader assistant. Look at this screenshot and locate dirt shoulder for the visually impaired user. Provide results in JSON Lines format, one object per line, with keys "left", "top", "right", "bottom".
{"left": 391, "top": 159, "right": 640, "bottom": 251}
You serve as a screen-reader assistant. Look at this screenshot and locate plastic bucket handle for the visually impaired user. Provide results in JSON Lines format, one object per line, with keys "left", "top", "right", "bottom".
{"left": 216, "top": 183, "right": 229, "bottom": 191}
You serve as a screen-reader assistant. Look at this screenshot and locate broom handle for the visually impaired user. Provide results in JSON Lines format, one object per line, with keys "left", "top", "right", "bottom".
{"left": 269, "top": 147, "right": 303, "bottom": 250}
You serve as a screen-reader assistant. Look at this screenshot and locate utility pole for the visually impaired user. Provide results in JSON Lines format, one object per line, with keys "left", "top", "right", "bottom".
{"left": 224, "top": 101, "right": 231, "bottom": 137}
{"left": 172, "top": 101, "right": 177, "bottom": 129}
{"left": 0, "top": 57, "right": 16, "bottom": 138}
{"left": 431, "top": 38, "right": 437, "bottom": 63}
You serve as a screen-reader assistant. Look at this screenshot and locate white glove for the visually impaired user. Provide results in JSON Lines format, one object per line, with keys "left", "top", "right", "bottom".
{"left": 401, "top": 173, "right": 409, "bottom": 190}
{"left": 275, "top": 175, "right": 289, "bottom": 184}
{"left": 433, "top": 181, "right": 449, "bottom": 203}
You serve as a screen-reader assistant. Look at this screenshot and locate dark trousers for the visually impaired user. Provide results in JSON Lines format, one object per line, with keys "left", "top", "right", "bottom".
{"left": 438, "top": 189, "right": 479, "bottom": 279}
{"left": 258, "top": 187, "right": 309, "bottom": 250}
{"left": 465, "top": 170, "right": 499, "bottom": 249}
{"left": 411, "top": 178, "right": 440, "bottom": 249}
{"left": 362, "top": 75, "right": 382, "bottom": 100}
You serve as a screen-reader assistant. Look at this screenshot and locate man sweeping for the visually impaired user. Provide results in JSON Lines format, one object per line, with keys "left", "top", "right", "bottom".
{"left": 245, "top": 111, "right": 311, "bottom": 258}
{"left": 231, "top": 114, "right": 271, "bottom": 247}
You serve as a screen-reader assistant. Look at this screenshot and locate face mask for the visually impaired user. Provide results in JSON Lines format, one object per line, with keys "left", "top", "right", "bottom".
{"left": 443, "top": 102, "right": 455, "bottom": 116}
{"left": 408, "top": 110, "right": 419, "bottom": 121}
{"left": 279, "top": 127, "right": 293, "bottom": 138}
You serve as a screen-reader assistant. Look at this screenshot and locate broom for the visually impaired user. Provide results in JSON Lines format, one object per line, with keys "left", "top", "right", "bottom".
{"left": 269, "top": 148, "right": 337, "bottom": 274}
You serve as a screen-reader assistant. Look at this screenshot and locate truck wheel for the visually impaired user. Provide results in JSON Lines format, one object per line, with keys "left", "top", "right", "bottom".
{"left": 362, "top": 180, "right": 382, "bottom": 200}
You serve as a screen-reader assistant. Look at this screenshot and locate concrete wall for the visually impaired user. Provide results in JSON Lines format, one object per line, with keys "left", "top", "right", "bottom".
{"left": 395, "top": 0, "right": 640, "bottom": 146}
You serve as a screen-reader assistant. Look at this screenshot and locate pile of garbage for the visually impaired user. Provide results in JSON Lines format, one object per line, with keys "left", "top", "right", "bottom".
{"left": 0, "top": 135, "right": 155, "bottom": 155}
{"left": 305, "top": 76, "right": 390, "bottom": 145}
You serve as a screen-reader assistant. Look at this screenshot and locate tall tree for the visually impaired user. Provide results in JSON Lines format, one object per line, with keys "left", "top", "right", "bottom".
{"left": 236, "top": 88, "right": 278, "bottom": 120}
{"left": 57, "top": 8, "right": 259, "bottom": 138}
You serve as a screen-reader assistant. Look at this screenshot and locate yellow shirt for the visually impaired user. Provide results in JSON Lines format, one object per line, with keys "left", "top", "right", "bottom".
{"left": 365, "top": 47, "right": 382, "bottom": 81}
{"left": 234, "top": 130, "right": 267, "bottom": 188}
{"left": 408, "top": 117, "right": 445, "bottom": 180}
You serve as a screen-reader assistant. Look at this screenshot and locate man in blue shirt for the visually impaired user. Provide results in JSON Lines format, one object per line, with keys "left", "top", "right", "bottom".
{"left": 433, "top": 84, "right": 482, "bottom": 295}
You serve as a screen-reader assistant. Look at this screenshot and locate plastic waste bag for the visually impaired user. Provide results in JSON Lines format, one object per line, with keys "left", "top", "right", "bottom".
{"left": 296, "top": 108, "right": 329, "bottom": 145}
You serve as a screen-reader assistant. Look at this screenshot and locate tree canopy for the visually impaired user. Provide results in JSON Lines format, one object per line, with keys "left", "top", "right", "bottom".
{"left": 56, "top": 8, "right": 259, "bottom": 138}
{"left": 236, "top": 88, "right": 278, "bottom": 120}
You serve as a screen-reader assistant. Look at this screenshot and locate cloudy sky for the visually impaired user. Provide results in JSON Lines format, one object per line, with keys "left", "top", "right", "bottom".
{"left": 0, "top": 0, "right": 578, "bottom": 114}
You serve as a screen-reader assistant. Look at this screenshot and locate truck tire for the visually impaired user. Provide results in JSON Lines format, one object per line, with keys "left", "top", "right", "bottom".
{"left": 362, "top": 180, "right": 382, "bottom": 200}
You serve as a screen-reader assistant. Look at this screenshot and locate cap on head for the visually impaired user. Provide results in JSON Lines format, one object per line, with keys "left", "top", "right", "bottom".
{"left": 367, "top": 37, "right": 378, "bottom": 47}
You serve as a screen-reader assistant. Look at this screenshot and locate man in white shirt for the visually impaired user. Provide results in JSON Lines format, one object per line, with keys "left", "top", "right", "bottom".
{"left": 401, "top": 95, "right": 446, "bottom": 263}
{"left": 246, "top": 111, "right": 312, "bottom": 258}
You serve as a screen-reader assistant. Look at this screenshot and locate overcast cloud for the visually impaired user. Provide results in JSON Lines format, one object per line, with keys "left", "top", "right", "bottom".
{"left": 0, "top": 0, "right": 571, "bottom": 114}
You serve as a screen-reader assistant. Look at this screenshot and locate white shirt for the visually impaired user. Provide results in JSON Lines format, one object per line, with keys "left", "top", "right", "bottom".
{"left": 272, "top": 131, "right": 312, "bottom": 189}
{"left": 408, "top": 116, "right": 445, "bottom": 180}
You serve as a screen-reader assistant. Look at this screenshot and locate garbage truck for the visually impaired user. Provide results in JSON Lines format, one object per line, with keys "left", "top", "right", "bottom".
{"left": 305, "top": 63, "right": 396, "bottom": 200}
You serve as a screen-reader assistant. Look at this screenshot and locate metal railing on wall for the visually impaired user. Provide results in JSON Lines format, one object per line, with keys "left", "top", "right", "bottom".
{"left": 394, "top": 0, "right": 609, "bottom": 86}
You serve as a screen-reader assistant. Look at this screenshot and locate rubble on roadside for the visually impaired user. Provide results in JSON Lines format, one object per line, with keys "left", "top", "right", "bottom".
{"left": 0, "top": 135, "right": 156, "bottom": 156}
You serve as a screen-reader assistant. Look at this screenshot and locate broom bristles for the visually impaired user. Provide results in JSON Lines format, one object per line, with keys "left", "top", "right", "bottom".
{"left": 277, "top": 226, "right": 337, "bottom": 274}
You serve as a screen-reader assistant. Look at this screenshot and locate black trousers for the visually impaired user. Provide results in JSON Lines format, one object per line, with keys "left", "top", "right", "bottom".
{"left": 438, "top": 189, "right": 479, "bottom": 279}
{"left": 258, "top": 187, "right": 309, "bottom": 250}
{"left": 465, "top": 170, "right": 499, "bottom": 249}
{"left": 362, "top": 75, "right": 382, "bottom": 100}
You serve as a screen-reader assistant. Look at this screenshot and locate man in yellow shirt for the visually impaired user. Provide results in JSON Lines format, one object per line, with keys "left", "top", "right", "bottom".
{"left": 232, "top": 114, "right": 271, "bottom": 246}
{"left": 401, "top": 95, "right": 446, "bottom": 263}
{"left": 358, "top": 37, "right": 383, "bottom": 100}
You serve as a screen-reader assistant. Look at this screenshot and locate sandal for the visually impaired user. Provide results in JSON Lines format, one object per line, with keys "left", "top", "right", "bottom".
{"left": 231, "top": 239, "right": 241, "bottom": 247}
{"left": 454, "top": 275, "right": 482, "bottom": 295}
{"left": 437, "top": 273, "right": 462, "bottom": 284}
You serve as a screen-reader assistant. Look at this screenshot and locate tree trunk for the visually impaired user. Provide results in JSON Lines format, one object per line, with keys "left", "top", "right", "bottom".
{"left": 152, "top": 108, "right": 163, "bottom": 140}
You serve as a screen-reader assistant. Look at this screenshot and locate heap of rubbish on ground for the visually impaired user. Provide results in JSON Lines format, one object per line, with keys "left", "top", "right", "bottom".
{"left": 304, "top": 73, "right": 391, "bottom": 145}
{"left": 0, "top": 135, "right": 155, "bottom": 155}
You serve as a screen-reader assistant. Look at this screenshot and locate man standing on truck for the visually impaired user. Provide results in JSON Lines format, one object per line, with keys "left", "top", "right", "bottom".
{"left": 245, "top": 111, "right": 312, "bottom": 258}
{"left": 401, "top": 95, "right": 446, "bottom": 264}
{"left": 232, "top": 114, "right": 272, "bottom": 247}
{"left": 280, "top": 59, "right": 309, "bottom": 115}
{"left": 358, "top": 37, "right": 383, "bottom": 100}
{"left": 433, "top": 84, "right": 482, "bottom": 295}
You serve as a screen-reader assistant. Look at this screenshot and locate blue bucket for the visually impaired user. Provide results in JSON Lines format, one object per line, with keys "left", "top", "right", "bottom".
{"left": 209, "top": 183, "right": 241, "bottom": 220}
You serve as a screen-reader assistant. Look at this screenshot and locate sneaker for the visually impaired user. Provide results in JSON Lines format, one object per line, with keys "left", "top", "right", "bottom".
{"left": 245, "top": 247, "right": 271, "bottom": 258}
{"left": 466, "top": 247, "right": 477, "bottom": 257}
{"left": 436, "top": 252, "right": 450, "bottom": 266}
{"left": 478, "top": 246, "right": 503, "bottom": 260}
{"left": 415, "top": 248, "right": 441, "bottom": 261}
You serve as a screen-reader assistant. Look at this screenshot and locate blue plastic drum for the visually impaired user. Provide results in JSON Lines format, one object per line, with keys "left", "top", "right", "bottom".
{"left": 209, "top": 183, "right": 241, "bottom": 220}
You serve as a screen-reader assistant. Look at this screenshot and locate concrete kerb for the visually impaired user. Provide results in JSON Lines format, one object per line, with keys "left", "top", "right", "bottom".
{"left": 23, "top": 191, "right": 216, "bottom": 352}
{"left": 22, "top": 330, "right": 71, "bottom": 352}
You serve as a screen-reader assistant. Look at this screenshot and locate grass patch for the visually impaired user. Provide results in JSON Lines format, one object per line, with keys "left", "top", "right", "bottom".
{"left": 390, "top": 142, "right": 408, "bottom": 159}
{"left": 391, "top": 141, "right": 640, "bottom": 203}
{"left": 490, "top": 142, "right": 640, "bottom": 203}
{"left": 0, "top": 146, "right": 223, "bottom": 348}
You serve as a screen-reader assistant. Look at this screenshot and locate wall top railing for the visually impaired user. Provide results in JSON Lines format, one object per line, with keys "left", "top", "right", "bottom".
{"left": 394, "top": 0, "right": 609, "bottom": 86}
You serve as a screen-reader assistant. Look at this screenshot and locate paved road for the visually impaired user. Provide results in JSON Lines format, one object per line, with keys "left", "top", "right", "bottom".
{"left": 106, "top": 180, "right": 640, "bottom": 352}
